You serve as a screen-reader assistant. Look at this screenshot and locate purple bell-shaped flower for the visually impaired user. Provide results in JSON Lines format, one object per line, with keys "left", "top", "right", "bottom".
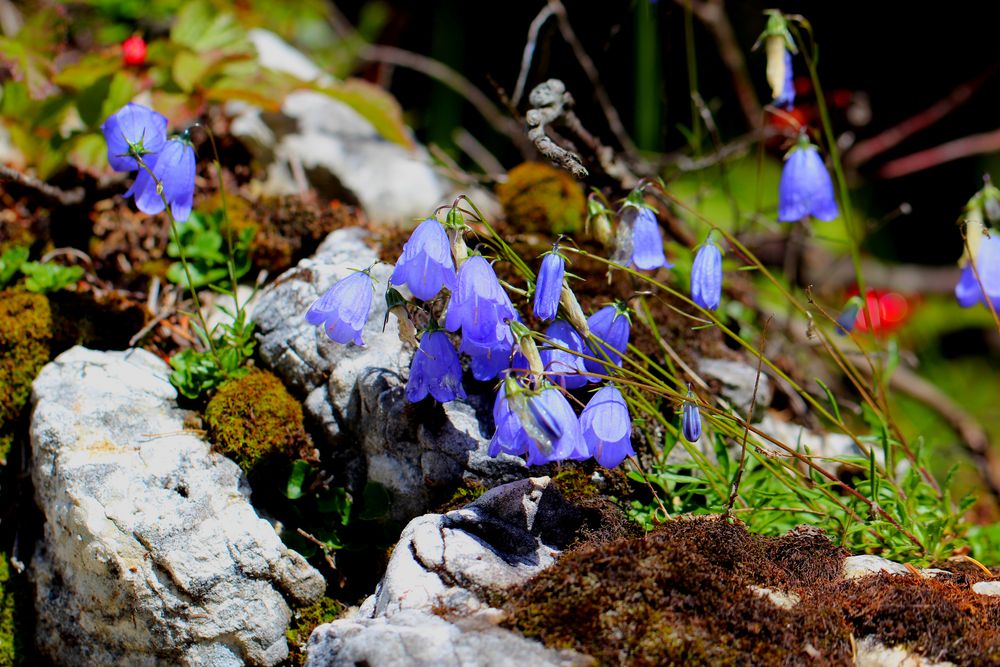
{"left": 406, "top": 330, "right": 466, "bottom": 403}
{"left": 305, "top": 270, "right": 375, "bottom": 346}
{"left": 126, "top": 137, "right": 196, "bottom": 221}
{"left": 533, "top": 250, "right": 565, "bottom": 321}
{"left": 444, "top": 255, "right": 517, "bottom": 346}
{"left": 584, "top": 304, "right": 630, "bottom": 378}
{"left": 101, "top": 102, "right": 168, "bottom": 172}
{"left": 778, "top": 139, "right": 839, "bottom": 223}
{"left": 390, "top": 218, "right": 458, "bottom": 301}
{"left": 579, "top": 385, "right": 634, "bottom": 468}
{"left": 690, "top": 235, "right": 723, "bottom": 311}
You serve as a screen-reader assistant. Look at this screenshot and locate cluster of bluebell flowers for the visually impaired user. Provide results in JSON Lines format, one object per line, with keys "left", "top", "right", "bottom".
{"left": 101, "top": 103, "right": 196, "bottom": 222}
{"left": 304, "top": 205, "right": 652, "bottom": 469}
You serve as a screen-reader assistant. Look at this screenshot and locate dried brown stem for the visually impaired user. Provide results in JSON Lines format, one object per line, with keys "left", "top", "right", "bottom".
{"left": 0, "top": 164, "right": 84, "bottom": 205}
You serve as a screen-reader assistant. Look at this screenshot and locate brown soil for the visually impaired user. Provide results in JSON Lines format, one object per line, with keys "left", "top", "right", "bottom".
{"left": 501, "top": 516, "right": 1000, "bottom": 666}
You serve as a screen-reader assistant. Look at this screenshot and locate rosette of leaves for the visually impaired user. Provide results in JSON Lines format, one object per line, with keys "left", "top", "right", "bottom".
{"left": 166, "top": 208, "right": 253, "bottom": 288}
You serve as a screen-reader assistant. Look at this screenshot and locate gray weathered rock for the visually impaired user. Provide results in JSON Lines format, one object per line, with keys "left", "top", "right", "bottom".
{"left": 254, "top": 228, "right": 525, "bottom": 521}
{"left": 304, "top": 609, "right": 593, "bottom": 667}
{"left": 972, "top": 580, "right": 1000, "bottom": 596}
{"left": 697, "top": 356, "right": 773, "bottom": 420}
{"left": 30, "top": 346, "right": 325, "bottom": 667}
{"left": 306, "top": 477, "right": 594, "bottom": 666}
{"left": 842, "top": 554, "right": 909, "bottom": 580}
{"left": 854, "top": 636, "right": 955, "bottom": 667}
{"left": 229, "top": 30, "right": 450, "bottom": 226}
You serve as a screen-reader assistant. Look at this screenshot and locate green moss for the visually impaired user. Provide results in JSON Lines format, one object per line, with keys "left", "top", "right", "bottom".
{"left": 0, "top": 554, "right": 27, "bottom": 665}
{"left": 285, "top": 596, "right": 345, "bottom": 666}
{"left": 204, "top": 369, "right": 310, "bottom": 473}
{"left": 496, "top": 162, "right": 585, "bottom": 234}
{"left": 0, "top": 290, "right": 52, "bottom": 428}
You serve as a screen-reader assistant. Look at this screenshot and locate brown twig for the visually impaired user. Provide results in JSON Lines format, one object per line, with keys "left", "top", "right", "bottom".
{"left": 846, "top": 65, "right": 998, "bottom": 169}
{"left": 511, "top": 3, "right": 557, "bottom": 108}
{"left": 545, "top": 0, "right": 640, "bottom": 156}
{"left": 676, "top": 0, "right": 763, "bottom": 130}
{"left": 878, "top": 127, "right": 1000, "bottom": 180}
{"left": 726, "top": 317, "right": 770, "bottom": 516}
{"left": 0, "top": 164, "right": 84, "bottom": 205}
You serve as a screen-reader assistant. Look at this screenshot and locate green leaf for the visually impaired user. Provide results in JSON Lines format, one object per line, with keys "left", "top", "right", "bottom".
{"left": 285, "top": 460, "right": 311, "bottom": 500}
{"left": 359, "top": 482, "right": 391, "bottom": 520}
{"left": 171, "top": 1, "right": 249, "bottom": 54}
{"left": 312, "top": 79, "right": 414, "bottom": 149}
{"left": 172, "top": 50, "right": 212, "bottom": 93}
{"left": 0, "top": 246, "right": 29, "bottom": 287}
{"left": 19, "top": 261, "right": 83, "bottom": 293}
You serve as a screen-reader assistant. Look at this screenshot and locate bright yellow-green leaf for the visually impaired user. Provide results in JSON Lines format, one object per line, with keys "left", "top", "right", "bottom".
{"left": 313, "top": 79, "right": 413, "bottom": 150}
{"left": 173, "top": 49, "right": 212, "bottom": 93}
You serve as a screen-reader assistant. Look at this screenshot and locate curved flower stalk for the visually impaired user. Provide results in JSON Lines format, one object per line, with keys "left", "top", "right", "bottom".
{"left": 777, "top": 138, "right": 839, "bottom": 222}
{"left": 306, "top": 270, "right": 375, "bottom": 345}
{"left": 691, "top": 234, "right": 723, "bottom": 311}
{"left": 391, "top": 217, "right": 457, "bottom": 301}
{"left": 580, "top": 386, "right": 634, "bottom": 468}
{"left": 406, "top": 329, "right": 466, "bottom": 403}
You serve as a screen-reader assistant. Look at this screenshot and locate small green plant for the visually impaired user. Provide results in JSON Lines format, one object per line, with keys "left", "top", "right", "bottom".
{"left": 166, "top": 208, "right": 253, "bottom": 289}
{"left": 0, "top": 247, "right": 28, "bottom": 288}
{"left": 18, "top": 262, "right": 84, "bottom": 294}
{"left": 169, "top": 306, "right": 256, "bottom": 399}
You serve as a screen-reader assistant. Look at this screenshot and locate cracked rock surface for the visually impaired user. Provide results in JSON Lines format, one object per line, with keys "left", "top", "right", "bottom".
{"left": 254, "top": 228, "right": 525, "bottom": 521}
{"left": 305, "top": 477, "right": 593, "bottom": 667}
{"left": 30, "top": 346, "right": 325, "bottom": 667}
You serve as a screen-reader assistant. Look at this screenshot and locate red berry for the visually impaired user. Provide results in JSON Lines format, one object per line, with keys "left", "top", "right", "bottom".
{"left": 122, "top": 35, "right": 146, "bottom": 67}
{"left": 851, "top": 289, "right": 910, "bottom": 334}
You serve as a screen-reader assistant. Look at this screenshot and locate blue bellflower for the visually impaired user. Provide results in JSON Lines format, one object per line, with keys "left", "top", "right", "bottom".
{"left": 445, "top": 255, "right": 517, "bottom": 346}
{"left": 126, "top": 138, "right": 196, "bottom": 221}
{"left": 305, "top": 270, "right": 375, "bottom": 346}
{"left": 778, "top": 141, "right": 839, "bottom": 222}
{"left": 691, "top": 237, "right": 723, "bottom": 311}
{"left": 630, "top": 207, "right": 670, "bottom": 270}
{"left": 539, "top": 320, "right": 588, "bottom": 389}
{"left": 682, "top": 398, "right": 702, "bottom": 443}
{"left": 579, "top": 386, "right": 634, "bottom": 468}
{"left": 461, "top": 322, "right": 515, "bottom": 381}
{"left": 835, "top": 296, "right": 863, "bottom": 336}
{"left": 584, "top": 304, "right": 630, "bottom": 377}
{"left": 489, "top": 379, "right": 587, "bottom": 464}
{"left": 101, "top": 103, "right": 167, "bottom": 172}
{"left": 391, "top": 218, "right": 458, "bottom": 301}
{"left": 406, "top": 330, "right": 466, "bottom": 403}
{"left": 773, "top": 49, "right": 795, "bottom": 109}
{"left": 533, "top": 251, "right": 565, "bottom": 321}
{"left": 955, "top": 233, "right": 1000, "bottom": 309}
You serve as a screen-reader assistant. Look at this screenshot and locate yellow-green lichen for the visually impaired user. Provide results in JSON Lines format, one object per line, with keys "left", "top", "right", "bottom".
{"left": 496, "top": 162, "right": 586, "bottom": 234}
{"left": 204, "top": 369, "right": 310, "bottom": 473}
{"left": 285, "top": 596, "right": 345, "bottom": 666}
{"left": 0, "top": 290, "right": 52, "bottom": 428}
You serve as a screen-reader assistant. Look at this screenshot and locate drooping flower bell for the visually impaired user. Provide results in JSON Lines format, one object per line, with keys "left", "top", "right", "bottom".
{"left": 834, "top": 295, "right": 863, "bottom": 335}
{"left": 101, "top": 103, "right": 167, "bottom": 173}
{"left": 579, "top": 385, "right": 634, "bottom": 468}
{"left": 760, "top": 10, "right": 797, "bottom": 110}
{"left": 778, "top": 136, "right": 839, "bottom": 223}
{"left": 533, "top": 248, "right": 565, "bottom": 321}
{"left": 539, "top": 320, "right": 588, "bottom": 390}
{"left": 460, "top": 322, "right": 515, "bottom": 381}
{"left": 628, "top": 207, "right": 670, "bottom": 270}
{"left": 691, "top": 233, "right": 723, "bottom": 311}
{"left": 682, "top": 391, "right": 702, "bottom": 443}
{"left": 956, "top": 233, "right": 1000, "bottom": 309}
{"left": 305, "top": 269, "right": 375, "bottom": 346}
{"left": 390, "top": 218, "right": 457, "bottom": 301}
{"left": 444, "top": 255, "right": 517, "bottom": 346}
{"left": 584, "top": 303, "right": 631, "bottom": 378}
{"left": 489, "top": 378, "right": 588, "bottom": 465}
{"left": 126, "top": 136, "right": 196, "bottom": 221}
{"left": 406, "top": 329, "right": 466, "bottom": 403}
